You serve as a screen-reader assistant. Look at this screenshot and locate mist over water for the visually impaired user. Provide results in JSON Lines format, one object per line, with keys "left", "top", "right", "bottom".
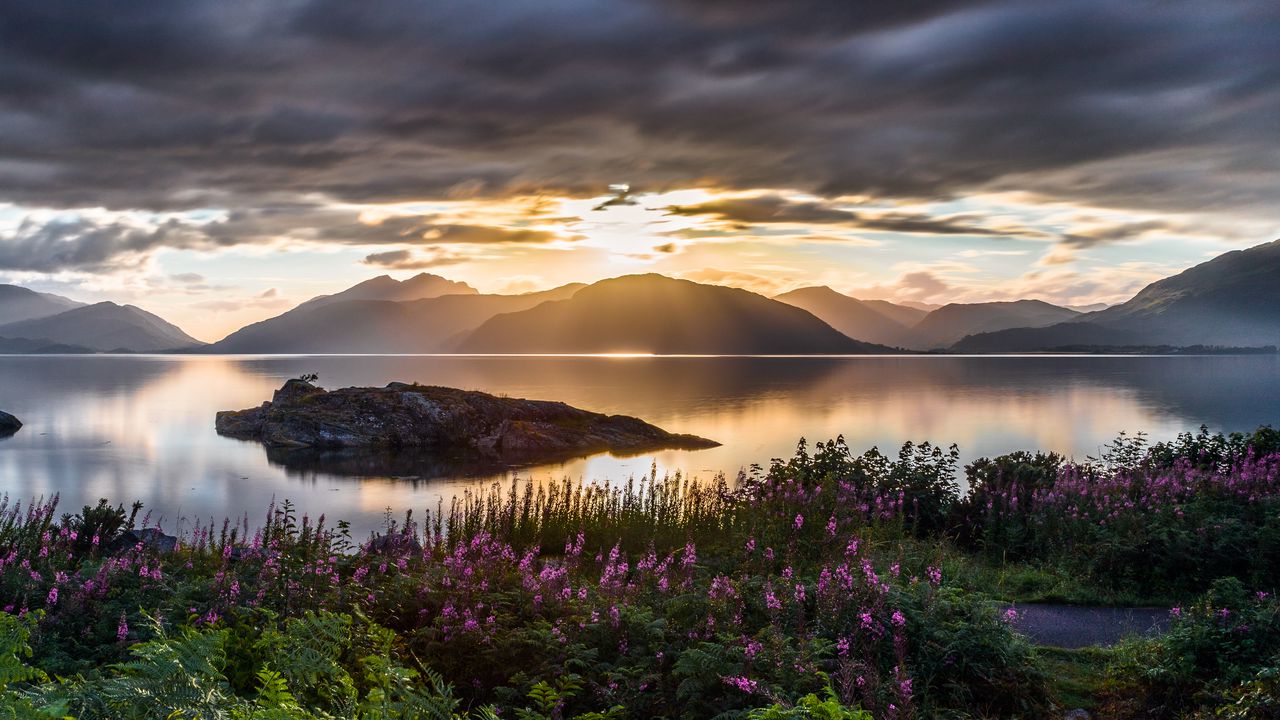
{"left": 0, "top": 354, "right": 1277, "bottom": 538}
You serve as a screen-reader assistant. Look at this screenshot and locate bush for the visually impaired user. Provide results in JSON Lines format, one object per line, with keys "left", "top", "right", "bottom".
{"left": 1107, "top": 578, "right": 1280, "bottom": 718}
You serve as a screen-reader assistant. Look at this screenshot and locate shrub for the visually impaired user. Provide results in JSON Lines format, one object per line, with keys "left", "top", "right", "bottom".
{"left": 1108, "top": 578, "right": 1280, "bottom": 718}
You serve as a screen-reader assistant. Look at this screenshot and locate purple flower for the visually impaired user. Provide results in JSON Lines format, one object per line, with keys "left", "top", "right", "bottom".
{"left": 723, "top": 676, "right": 758, "bottom": 694}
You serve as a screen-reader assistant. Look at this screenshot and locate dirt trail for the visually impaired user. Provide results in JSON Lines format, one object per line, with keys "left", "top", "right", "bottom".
{"left": 1001, "top": 603, "right": 1171, "bottom": 648}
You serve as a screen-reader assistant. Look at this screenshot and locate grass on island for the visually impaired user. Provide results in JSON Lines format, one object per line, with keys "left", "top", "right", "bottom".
{"left": 0, "top": 426, "right": 1278, "bottom": 719}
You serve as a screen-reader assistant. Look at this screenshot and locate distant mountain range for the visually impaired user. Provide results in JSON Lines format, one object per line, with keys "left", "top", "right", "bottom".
{"left": 2, "top": 238, "right": 1278, "bottom": 355}
{"left": 955, "top": 238, "right": 1280, "bottom": 352}
{"left": 293, "top": 272, "right": 477, "bottom": 312}
{"left": 773, "top": 287, "right": 917, "bottom": 347}
{"left": 205, "top": 283, "right": 585, "bottom": 353}
{"left": 0, "top": 301, "right": 203, "bottom": 352}
{"left": 772, "top": 291, "right": 1081, "bottom": 351}
{"left": 459, "top": 274, "right": 891, "bottom": 354}
{"left": 906, "top": 300, "right": 1081, "bottom": 349}
{"left": 0, "top": 284, "right": 85, "bottom": 324}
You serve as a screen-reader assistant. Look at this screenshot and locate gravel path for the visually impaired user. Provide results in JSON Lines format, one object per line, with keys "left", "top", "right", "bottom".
{"left": 1001, "top": 603, "right": 1171, "bottom": 648}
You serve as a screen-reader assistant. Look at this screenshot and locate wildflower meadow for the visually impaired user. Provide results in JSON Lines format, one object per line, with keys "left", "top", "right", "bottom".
{"left": 0, "top": 426, "right": 1277, "bottom": 719}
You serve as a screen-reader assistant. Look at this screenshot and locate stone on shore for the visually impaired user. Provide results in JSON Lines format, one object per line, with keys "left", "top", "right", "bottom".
{"left": 0, "top": 410, "right": 20, "bottom": 437}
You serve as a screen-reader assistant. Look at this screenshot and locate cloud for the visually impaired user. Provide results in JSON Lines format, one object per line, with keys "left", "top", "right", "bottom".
{"left": 192, "top": 287, "right": 291, "bottom": 313}
{"left": 0, "top": 0, "right": 1272, "bottom": 223}
{"left": 679, "top": 268, "right": 796, "bottom": 296}
{"left": 1060, "top": 219, "right": 1175, "bottom": 249}
{"left": 0, "top": 216, "right": 218, "bottom": 272}
{"left": 667, "top": 194, "right": 1051, "bottom": 238}
{"left": 362, "top": 248, "right": 472, "bottom": 269}
{"left": 850, "top": 270, "right": 954, "bottom": 304}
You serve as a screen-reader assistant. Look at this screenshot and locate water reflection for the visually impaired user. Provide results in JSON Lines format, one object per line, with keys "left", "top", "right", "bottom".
{"left": 0, "top": 354, "right": 1276, "bottom": 537}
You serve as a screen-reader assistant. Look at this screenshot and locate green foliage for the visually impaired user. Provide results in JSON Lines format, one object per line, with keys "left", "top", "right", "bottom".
{"left": 1146, "top": 425, "right": 1280, "bottom": 473}
{"left": 19, "top": 611, "right": 487, "bottom": 720}
{"left": 747, "top": 681, "right": 872, "bottom": 720}
{"left": 1109, "top": 578, "right": 1280, "bottom": 717}
{"left": 7, "top": 428, "right": 1280, "bottom": 718}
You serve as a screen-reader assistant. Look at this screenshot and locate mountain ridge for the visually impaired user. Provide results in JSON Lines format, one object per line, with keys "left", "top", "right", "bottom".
{"left": 0, "top": 302, "right": 203, "bottom": 352}
{"left": 458, "top": 274, "right": 893, "bottom": 354}
{"left": 953, "top": 238, "right": 1280, "bottom": 351}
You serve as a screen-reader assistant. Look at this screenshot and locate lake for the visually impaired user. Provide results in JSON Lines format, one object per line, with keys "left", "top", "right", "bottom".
{"left": 1, "top": 354, "right": 1277, "bottom": 538}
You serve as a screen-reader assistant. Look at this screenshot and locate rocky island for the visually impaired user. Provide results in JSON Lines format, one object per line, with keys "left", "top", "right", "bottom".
{"left": 0, "top": 410, "right": 20, "bottom": 437}
{"left": 215, "top": 378, "right": 718, "bottom": 464}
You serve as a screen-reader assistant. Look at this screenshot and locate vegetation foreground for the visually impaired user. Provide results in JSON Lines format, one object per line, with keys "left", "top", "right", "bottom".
{"left": 1, "top": 427, "right": 1279, "bottom": 719}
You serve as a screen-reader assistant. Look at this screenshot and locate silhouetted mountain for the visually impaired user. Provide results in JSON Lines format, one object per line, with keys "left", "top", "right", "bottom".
{"left": 206, "top": 285, "right": 585, "bottom": 353}
{"left": 0, "top": 336, "right": 94, "bottom": 354}
{"left": 296, "top": 272, "right": 477, "bottom": 312}
{"left": 0, "top": 302, "right": 202, "bottom": 352}
{"left": 907, "top": 300, "right": 1080, "bottom": 349}
{"left": 897, "top": 300, "right": 940, "bottom": 313}
{"left": 0, "top": 285, "right": 84, "bottom": 324}
{"left": 860, "top": 299, "right": 929, "bottom": 327}
{"left": 950, "top": 322, "right": 1133, "bottom": 353}
{"left": 774, "top": 287, "right": 912, "bottom": 347}
{"left": 955, "top": 239, "right": 1280, "bottom": 351}
{"left": 1066, "top": 303, "right": 1111, "bottom": 313}
{"left": 457, "top": 274, "right": 892, "bottom": 354}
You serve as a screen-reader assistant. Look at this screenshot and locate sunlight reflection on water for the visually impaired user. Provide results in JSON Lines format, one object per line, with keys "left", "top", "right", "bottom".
{"left": 0, "top": 354, "right": 1276, "bottom": 537}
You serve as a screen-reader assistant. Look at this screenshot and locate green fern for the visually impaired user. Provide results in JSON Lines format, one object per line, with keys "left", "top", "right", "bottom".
{"left": 255, "top": 611, "right": 358, "bottom": 716}
{"left": 0, "top": 612, "right": 46, "bottom": 689}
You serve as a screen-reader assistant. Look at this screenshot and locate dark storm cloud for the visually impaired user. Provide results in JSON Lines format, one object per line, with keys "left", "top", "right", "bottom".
{"left": 0, "top": 205, "right": 571, "bottom": 272}
{"left": 362, "top": 249, "right": 471, "bottom": 270}
{"left": 1060, "top": 220, "right": 1177, "bottom": 249}
{"left": 0, "top": 217, "right": 216, "bottom": 272}
{"left": 0, "top": 0, "right": 1276, "bottom": 219}
{"left": 667, "top": 195, "right": 1048, "bottom": 238}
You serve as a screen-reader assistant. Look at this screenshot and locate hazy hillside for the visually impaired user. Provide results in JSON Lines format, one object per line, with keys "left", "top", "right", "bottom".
{"left": 907, "top": 300, "right": 1080, "bottom": 349}
{"left": 0, "top": 336, "right": 94, "bottom": 354}
{"left": 296, "top": 272, "right": 478, "bottom": 312}
{"left": 0, "top": 302, "right": 203, "bottom": 352}
{"left": 458, "top": 274, "right": 892, "bottom": 354}
{"left": 953, "top": 239, "right": 1280, "bottom": 351}
{"left": 950, "top": 322, "right": 1134, "bottom": 353}
{"left": 860, "top": 299, "right": 929, "bottom": 327}
{"left": 0, "top": 285, "right": 84, "bottom": 324}
{"left": 774, "top": 286, "right": 912, "bottom": 347}
{"left": 206, "top": 284, "right": 585, "bottom": 353}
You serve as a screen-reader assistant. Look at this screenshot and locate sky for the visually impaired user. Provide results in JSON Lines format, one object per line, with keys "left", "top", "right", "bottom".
{"left": 0, "top": 0, "right": 1277, "bottom": 341}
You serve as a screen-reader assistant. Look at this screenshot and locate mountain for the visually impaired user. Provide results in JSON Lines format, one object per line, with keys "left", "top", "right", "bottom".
{"left": 457, "top": 274, "right": 893, "bottom": 354}
{"left": 0, "top": 285, "right": 84, "bottom": 324}
{"left": 906, "top": 300, "right": 1080, "bottom": 349}
{"left": 774, "top": 287, "right": 912, "bottom": 347}
{"left": 0, "top": 336, "right": 95, "bottom": 354}
{"left": 897, "top": 300, "right": 940, "bottom": 313}
{"left": 0, "top": 302, "right": 203, "bottom": 352}
{"left": 860, "top": 299, "right": 929, "bottom": 327}
{"left": 955, "top": 238, "right": 1280, "bottom": 351}
{"left": 950, "top": 322, "right": 1133, "bottom": 353}
{"left": 296, "top": 273, "right": 477, "bottom": 312}
{"left": 206, "top": 284, "right": 586, "bottom": 353}
{"left": 1067, "top": 302, "right": 1111, "bottom": 313}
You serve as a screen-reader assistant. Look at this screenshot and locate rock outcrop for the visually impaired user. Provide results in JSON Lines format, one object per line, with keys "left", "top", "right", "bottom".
{"left": 216, "top": 379, "right": 718, "bottom": 463}
{"left": 0, "top": 410, "right": 20, "bottom": 437}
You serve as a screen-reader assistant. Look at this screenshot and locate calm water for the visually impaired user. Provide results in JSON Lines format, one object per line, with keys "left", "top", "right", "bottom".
{"left": 1, "top": 354, "right": 1278, "bottom": 537}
